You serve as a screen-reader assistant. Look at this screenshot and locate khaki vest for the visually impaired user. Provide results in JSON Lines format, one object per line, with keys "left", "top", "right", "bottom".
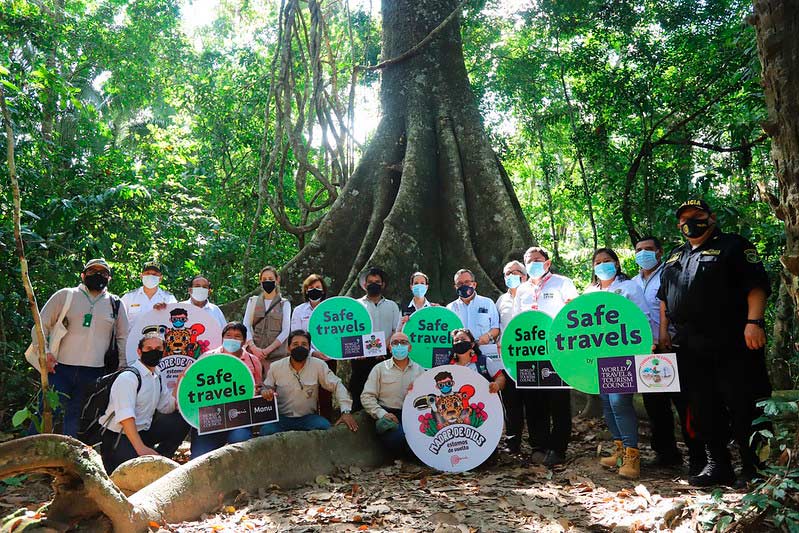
{"left": 249, "top": 293, "right": 288, "bottom": 360}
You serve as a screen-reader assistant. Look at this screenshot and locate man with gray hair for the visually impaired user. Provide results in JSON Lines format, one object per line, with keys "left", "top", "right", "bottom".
{"left": 446, "top": 268, "right": 500, "bottom": 358}
{"left": 496, "top": 260, "right": 532, "bottom": 454}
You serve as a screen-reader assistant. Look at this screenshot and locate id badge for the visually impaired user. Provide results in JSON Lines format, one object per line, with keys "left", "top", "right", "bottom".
{"left": 82, "top": 313, "right": 93, "bottom": 327}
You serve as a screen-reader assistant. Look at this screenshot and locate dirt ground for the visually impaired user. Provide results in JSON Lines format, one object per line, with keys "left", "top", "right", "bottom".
{"left": 0, "top": 417, "right": 758, "bottom": 532}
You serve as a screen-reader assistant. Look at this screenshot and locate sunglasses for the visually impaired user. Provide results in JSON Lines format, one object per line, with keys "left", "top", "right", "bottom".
{"left": 436, "top": 380, "right": 454, "bottom": 390}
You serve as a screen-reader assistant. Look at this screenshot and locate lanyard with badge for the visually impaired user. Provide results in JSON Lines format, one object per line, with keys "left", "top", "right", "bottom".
{"left": 292, "top": 366, "right": 314, "bottom": 399}
{"left": 80, "top": 288, "right": 104, "bottom": 327}
{"left": 529, "top": 272, "right": 553, "bottom": 310}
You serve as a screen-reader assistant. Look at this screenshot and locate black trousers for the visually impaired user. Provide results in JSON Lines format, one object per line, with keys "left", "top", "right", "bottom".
{"left": 677, "top": 342, "right": 772, "bottom": 469}
{"left": 642, "top": 391, "right": 703, "bottom": 460}
{"left": 101, "top": 411, "right": 189, "bottom": 474}
{"left": 350, "top": 357, "right": 382, "bottom": 411}
{"left": 504, "top": 380, "right": 571, "bottom": 455}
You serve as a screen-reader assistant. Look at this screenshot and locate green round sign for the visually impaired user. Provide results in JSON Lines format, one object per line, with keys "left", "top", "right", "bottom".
{"left": 308, "top": 296, "right": 373, "bottom": 359}
{"left": 501, "top": 310, "right": 567, "bottom": 388}
{"left": 177, "top": 354, "right": 256, "bottom": 428}
{"left": 548, "top": 292, "right": 653, "bottom": 394}
{"left": 403, "top": 307, "right": 464, "bottom": 369}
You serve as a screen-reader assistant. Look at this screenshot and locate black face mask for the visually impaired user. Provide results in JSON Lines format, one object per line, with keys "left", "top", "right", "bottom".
{"left": 84, "top": 273, "right": 109, "bottom": 291}
{"left": 141, "top": 349, "right": 164, "bottom": 367}
{"left": 290, "top": 346, "right": 310, "bottom": 362}
{"left": 261, "top": 280, "right": 277, "bottom": 293}
{"left": 453, "top": 341, "right": 472, "bottom": 355}
{"left": 456, "top": 285, "right": 475, "bottom": 299}
{"left": 306, "top": 288, "right": 325, "bottom": 302}
{"left": 680, "top": 217, "right": 712, "bottom": 239}
{"left": 366, "top": 282, "right": 382, "bottom": 296}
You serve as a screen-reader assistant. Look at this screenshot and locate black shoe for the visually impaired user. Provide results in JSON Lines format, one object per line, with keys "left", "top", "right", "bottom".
{"left": 543, "top": 449, "right": 565, "bottom": 467}
{"left": 689, "top": 446, "right": 735, "bottom": 487}
{"left": 530, "top": 449, "right": 547, "bottom": 464}
{"left": 688, "top": 452, "right": 706, "bottom": 477}
{"left": 734, "top": 467, "right": 762, "bottom": 490}
{"left": 647, "top": 452, "right": 682, "bottom": 469}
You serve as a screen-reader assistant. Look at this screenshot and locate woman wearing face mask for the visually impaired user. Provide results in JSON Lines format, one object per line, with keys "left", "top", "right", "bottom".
{"left": 243, "top": 266, "right": 291, "bottom": 369}
{"left": 190, "top": 322, "right": 261, "bottom": 458}
{"left": 290, "top": 274, "right": 337, "bottom": 420}
{"left": 398, "top": 272, "right": 435, "bottom": 330}
{"left": 585, "top": 248, "right": 649, "bottom": 480}
{"left": 449, "top": 329, "right": 505, "bottom": 393}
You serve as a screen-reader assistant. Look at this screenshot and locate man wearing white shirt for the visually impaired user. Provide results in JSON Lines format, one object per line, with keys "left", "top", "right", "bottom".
{"left": 446, "top": 269, "right": 500, "bottom": 358}
{"left": 361, "top": 331, "right": 425, "bottom": 456}
{"left": 100, "top": 334, "right": 188, "bottom": 473}
{"left": 633, "top": 236, "right": 701, "bottom": 471}
{"left": 181, "top": 275, "right": 226, "bottom": 329}
{"left": 121, "top": 261, "right": 177, "bottom": 331}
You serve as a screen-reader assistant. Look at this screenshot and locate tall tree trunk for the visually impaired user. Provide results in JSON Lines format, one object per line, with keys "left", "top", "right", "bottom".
{"left": 768, "top": 280, "right": 795, "bottom": 389}
{"left": 0, "top": 86, "right": 53, "bottom": 433}
{"left": 752, "top": 0, "right": 799, "bottom": 388}
{"left": 279, "top": 0, "right": 533, "bottom": 302}
{"left": 536, "top": 126, "right": 561, "bottom": 263}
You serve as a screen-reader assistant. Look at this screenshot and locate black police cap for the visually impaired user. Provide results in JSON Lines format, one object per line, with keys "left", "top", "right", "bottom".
{"left": 675, "top": 199, "right": 712, "bottom": 218}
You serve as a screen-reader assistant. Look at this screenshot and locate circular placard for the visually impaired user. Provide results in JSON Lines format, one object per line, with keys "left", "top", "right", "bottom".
{"left": 177, "top": 354, "right": 256, "bottom": 428}
{"left": 125, "top": 303, "right": 222, "bottom": 365}
{"left": 402, "top": 365, "right": 503, "bottom": 472}
{"left": 500, "top": 310, "right": 568, "bottom": 388}
{"left": 307, "top": 296, "right": 373, "bottom": 359}
{"left": 548, "top": 292, "right": 652, "bottom": 394}
{"left": 403, "top": 307, "right": 464, "bottom": 369}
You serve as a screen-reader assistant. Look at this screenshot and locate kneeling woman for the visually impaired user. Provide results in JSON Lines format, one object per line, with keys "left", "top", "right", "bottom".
{"left": 191, "top": 322, "right": 262, "bottom": 458}
{"left": 449, "top": 328, "right": 505, "bottom": 393}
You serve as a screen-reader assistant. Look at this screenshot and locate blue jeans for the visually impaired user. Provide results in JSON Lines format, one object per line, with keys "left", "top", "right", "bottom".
{"left": 191, "top": 427, "right": 254, "bottom": 458}
{"left": 30, "top": 364, "right": 105, "bottom": 437}
{"left": 259, "top": 414, "right": 331, "bottom": 436}
{"left": 378, "top": 422, "right": 408, "bottom": 457}
{"left": 601, "top": 393, "right": 639, "bottom": 449}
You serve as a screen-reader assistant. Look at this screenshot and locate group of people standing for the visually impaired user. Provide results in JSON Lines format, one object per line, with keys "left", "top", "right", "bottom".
{"left": 31, "top": 199, "right": 772, "bottom": 488}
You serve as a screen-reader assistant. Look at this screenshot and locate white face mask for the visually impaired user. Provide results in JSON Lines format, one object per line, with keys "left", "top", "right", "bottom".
{"left": 142, "top": 274, "right": 160, "bottom": 289}
{"left": 191, "top": 287, "right": 209, "bottom": 302}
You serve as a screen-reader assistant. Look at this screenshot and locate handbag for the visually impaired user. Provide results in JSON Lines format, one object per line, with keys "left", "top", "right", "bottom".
{"left": 103, "top": 296, "right": 122, "bottom": 373}
{"left": 25, "top": 289, "right": 74, "bottom": 371}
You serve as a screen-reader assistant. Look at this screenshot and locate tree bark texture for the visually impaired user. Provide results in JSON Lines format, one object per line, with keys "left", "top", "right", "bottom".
{"left": 752, "top": 0, "right": 799, "bottom": 387}
{"left": 0, "top": 413, "right": 385, "bottom": 532}
{"left": 279, "top": 0, "right": 532, "bottom": 303}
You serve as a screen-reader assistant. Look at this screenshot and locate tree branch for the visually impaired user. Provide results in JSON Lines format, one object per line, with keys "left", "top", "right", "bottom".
{"left": 658, "top": 133, "right": 768, "bottom": 152}
{"left": 356, "top": 0, "right": 468, "bottom": 72}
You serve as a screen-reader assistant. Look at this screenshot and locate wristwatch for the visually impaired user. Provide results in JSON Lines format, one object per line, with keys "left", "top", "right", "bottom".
{"left": 746, "top": 319, "right": 766, "bottom": 329}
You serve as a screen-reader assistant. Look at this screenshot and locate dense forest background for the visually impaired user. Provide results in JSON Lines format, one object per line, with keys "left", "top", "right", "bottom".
{"left": 1, "top": 0, "right": 793, "bottom": 427}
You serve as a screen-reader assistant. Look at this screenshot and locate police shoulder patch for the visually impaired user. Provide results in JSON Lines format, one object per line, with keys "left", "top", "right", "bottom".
{"left": 701, "top": 249, "right": 721, "bottom": 256}
{"left": 744, "top": 248, "right": 761, "bottom": 264}
{"left": 665, "top": 253, "right": 681, "bottom": 264}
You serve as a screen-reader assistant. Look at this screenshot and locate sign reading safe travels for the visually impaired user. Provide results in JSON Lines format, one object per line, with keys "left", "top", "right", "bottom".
{"left": 403, "top": 307, "right": 464, "bottom": 369}
{"left": 548, "top": 292, "right": 679, "bottom": 394}
{"left": 126, "top": 303, "right": 222, "bottom": 365}
{"left": 308, "top": 296, "right": 387, "bottom": 359}
{"left": 402, "top": 365, "right": 503, "bottom": 473}
{"left": 500, "top": 310, "right": 569, "bottom": 389}
{"left": 177, "top": 354, "right": 257, "bottom": 429}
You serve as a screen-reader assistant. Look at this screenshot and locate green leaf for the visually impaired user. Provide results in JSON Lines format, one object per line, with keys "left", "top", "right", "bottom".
{"left": 11, "top": 408, "right": 30, "bottom": 427}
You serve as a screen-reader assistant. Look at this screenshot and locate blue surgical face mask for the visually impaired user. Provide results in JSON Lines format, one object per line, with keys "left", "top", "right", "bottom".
{"left": 392, "top": 344, "right": 409, "bottom": 360}
{"left": 440, "top": 384, "right": 453, "bottom": 394}
{"left": 594, "top": 262, "right": 617, "bottom": 281}
{"left": 635, "top": 250, "right": 659, "bottom": 270}
{"left": 411, "top": 283, "right": 428, "bottom": 298}
{"left": 526, "top": 261, "right": 546, "bottom": 279}
{"left": 505, "top": 274, "right": 521, "bottom": 289}
{"left": 222, "top": 338, "right": 242, "bottom": 353}
{"left": 171, "top": 319, "right": 186, "bottom": 328}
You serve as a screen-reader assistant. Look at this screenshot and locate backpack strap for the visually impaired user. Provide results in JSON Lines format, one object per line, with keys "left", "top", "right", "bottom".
{"left": 122, "top": 366, "right": 143, "bottom": 393}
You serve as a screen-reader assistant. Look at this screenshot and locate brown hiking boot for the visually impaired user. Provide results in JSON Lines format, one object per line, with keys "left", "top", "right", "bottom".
{"left": 619, "top": 447, "right": 640, "bottom": 479}
{"left": 600, "top": 440, "right": 623, "bottom": 468}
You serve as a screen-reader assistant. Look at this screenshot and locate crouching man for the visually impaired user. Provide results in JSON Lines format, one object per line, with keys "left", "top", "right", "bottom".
{"left": 361, "top": 331, "right": 425, "bottom": 457}
{"left": 260, "top": 330, "right": 358, "bottom": 435}
{"left": 100, "top": 333, "right": 189, "bottom": 474}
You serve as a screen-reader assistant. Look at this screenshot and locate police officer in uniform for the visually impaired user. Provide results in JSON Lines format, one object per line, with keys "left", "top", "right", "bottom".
{"left": 657, "top": 199, "right": 772, "bottom": 487}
